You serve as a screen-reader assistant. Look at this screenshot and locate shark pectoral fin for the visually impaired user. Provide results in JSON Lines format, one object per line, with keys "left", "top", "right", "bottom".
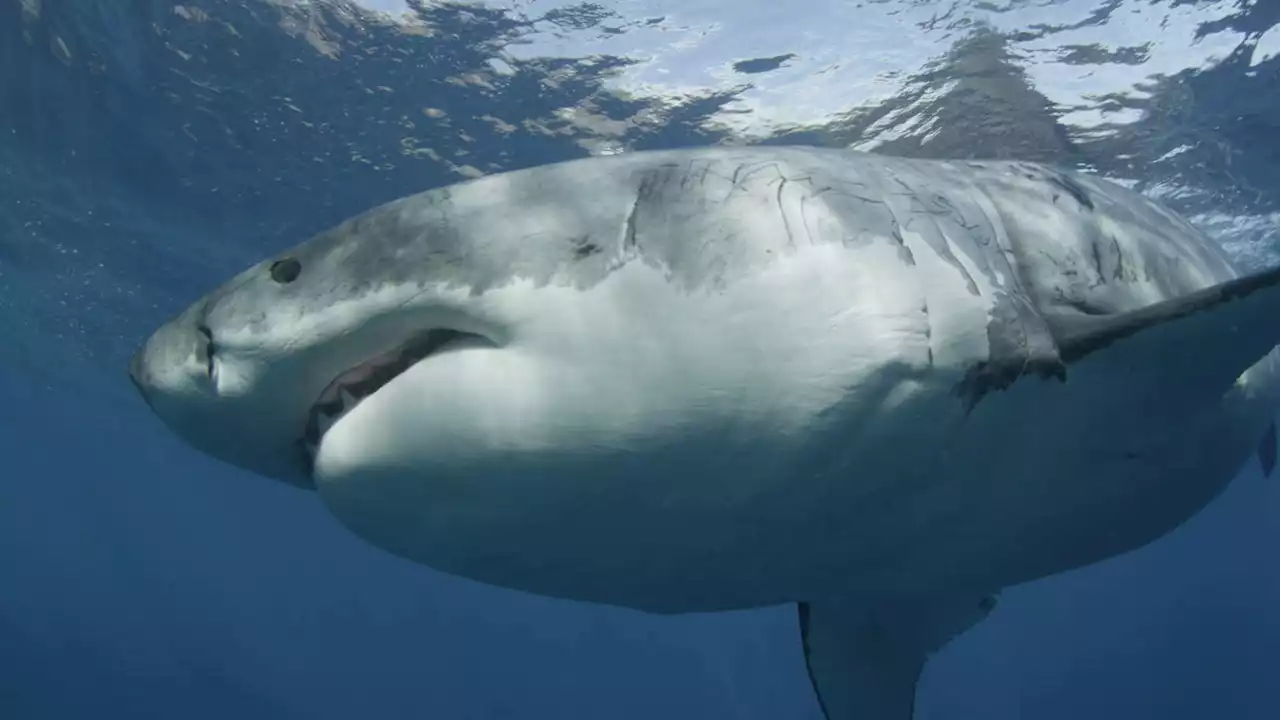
{"left": 798, "top": 594, "right": 998, "bottom": 720}
{"left": 1259, "top": 420, "right": 1277, "bottom": 477}
{"left": 1047, "top": 263, "right": 1280, "bottom": 391}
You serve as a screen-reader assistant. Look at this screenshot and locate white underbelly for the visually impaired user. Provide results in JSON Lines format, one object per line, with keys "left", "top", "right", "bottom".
{"left": 311, "top": 341, "right": 1279, "bottom": 614}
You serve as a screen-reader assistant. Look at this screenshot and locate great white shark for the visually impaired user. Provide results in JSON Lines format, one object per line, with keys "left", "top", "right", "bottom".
{"left": 129, "top": 146, "right": 1280, "bottom": 719}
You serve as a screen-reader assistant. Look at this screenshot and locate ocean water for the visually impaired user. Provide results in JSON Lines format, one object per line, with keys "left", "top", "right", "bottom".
{"left": 1, "top": 0, "right": 1278, "bottom": 718}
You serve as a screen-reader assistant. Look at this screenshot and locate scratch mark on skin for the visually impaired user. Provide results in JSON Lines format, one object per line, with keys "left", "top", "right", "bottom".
{"left": 716, "top": 161, "right": 778, "bottom": 202}
{"left": 849, "top": 192, "right": 889, "bottom": 207}
{"left": 799, "top": 194, "right": 814, "bottom": 246}
{"left": 910, "top": 214, "right": 981, "bottom": 297}
{"left": 732, "top": 161, "right": 779, "bottom": 189}
{"left": 1111, "top": 235, "right": 1127, "bottom": 281}
{"left": 888, "top": 225, "right": 916, "bottom": 266}
{"left": 784, "top": 173, "right": 828, "bottom": 195}
{"left": 775, "top": 176, "right": 796, "bottom": 248}
{"left": 919, "top": 193, "right": 955, "bottom": 219}
{"left": 884, "top": 167, "right": 984, "bottom": 298}
{"left": 624, "top": 179, "right": 646, "bottom": 251}
{"left": 1047, "top": 173, "right": 1095, "bottom": 210}
{"left": 691, "top": 161, "right": 713, "bottom": 190}
{"left": 922, "top": 298, "right": 934, "bottom": 366}
{"left": 888, "top": 176, "right": 917, "bottom": 199}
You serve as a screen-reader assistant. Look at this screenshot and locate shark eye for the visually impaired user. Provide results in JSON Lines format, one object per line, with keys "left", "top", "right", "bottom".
{"left": 269, "top": 257, "right": 302, "bottom": 284}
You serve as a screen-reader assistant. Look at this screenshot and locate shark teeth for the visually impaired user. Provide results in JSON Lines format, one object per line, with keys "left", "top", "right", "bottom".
{"left": 316, "top": 410, "right": 339, "bottom": 437}
{"left": 339, "top": 387, "right": 358, "bottom": 408}
{"left": 299, "top": 328, "right": 478, "bottom": 464}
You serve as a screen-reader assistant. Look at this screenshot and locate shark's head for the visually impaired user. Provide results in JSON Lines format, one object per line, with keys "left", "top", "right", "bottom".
{"left": 127, "top": 150, "right": 687, "bottom": 498}
{"left": 127, "top": 189, "right": 515, "bottom": 490}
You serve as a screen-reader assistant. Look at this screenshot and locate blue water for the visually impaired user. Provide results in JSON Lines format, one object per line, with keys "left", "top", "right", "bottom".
{"left": 2, "top": 0, "right": 1278, "bottom": 718}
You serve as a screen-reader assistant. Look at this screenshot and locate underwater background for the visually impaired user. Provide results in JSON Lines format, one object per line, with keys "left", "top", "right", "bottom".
{"left": 2, "top": 0, "right": 1278, "bottom": 718}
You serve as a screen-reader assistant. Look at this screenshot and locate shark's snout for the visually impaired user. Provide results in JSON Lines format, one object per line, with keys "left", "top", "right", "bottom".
{"left": 128, "top": 313, "right": 209, "bottom": 395}
{"left": 127, "top": 316, "right": 320, "bottom": 490}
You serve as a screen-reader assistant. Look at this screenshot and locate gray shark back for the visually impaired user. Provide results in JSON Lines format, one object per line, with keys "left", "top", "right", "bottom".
{"left": 280, "top": 146, "right": 1238, "bottom": 316}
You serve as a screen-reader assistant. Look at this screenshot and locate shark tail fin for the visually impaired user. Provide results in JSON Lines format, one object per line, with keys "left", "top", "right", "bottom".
{"left": 798, "top": 594, "right": 997, "bottom": 720}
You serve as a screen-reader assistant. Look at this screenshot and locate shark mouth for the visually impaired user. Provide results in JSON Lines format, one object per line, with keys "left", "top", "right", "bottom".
{"left": 300, "top": 328, "right": 479, "bottom": 463}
